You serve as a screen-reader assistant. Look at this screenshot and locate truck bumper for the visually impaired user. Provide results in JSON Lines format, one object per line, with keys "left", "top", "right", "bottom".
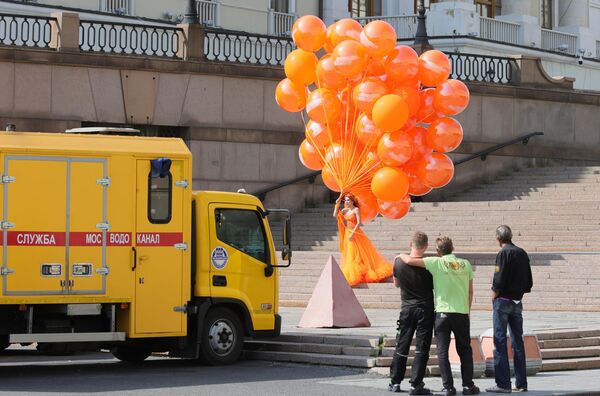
{"left": 252, "top": 314, "right": 281, "bottom": 338}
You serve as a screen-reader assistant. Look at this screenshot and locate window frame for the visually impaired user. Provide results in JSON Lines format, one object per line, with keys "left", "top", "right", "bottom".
{"left": 214, "top": 208, "right": 270, "bottom": 265}
{"left": 348, "top": 0, "right": 382, "bottom": 18}
{"left": 541, "top": 0, "right": 553, "bottom": 29}
{"left": 147, "top": 171, "right": 172, "bottom": 224}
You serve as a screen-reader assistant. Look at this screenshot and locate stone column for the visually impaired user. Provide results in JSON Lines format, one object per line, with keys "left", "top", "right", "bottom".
{"left": 321, "top": 0, "right": 349, "bottom": 26}
{"left": 177, "top": 23, "right": 205, "bottom": 61}
{"left": 49, "top": 12, "right": 80, "bottom": 53}
{"left": 500, "top": 0, "right": 537, "bottom": 17}
{"left": 558, "top": 0, "right": 589, "bottom": 28}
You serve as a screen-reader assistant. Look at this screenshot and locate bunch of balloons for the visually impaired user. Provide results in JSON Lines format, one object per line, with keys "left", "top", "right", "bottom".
{"left": 275, "top": 16, "right": 469, "bottom": 222}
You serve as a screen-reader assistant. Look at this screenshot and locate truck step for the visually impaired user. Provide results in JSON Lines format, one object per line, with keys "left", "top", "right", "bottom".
{"left": 9, "top": 332, "right": 126, "bottom": 343}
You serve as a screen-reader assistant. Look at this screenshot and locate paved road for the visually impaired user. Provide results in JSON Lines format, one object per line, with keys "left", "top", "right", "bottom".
{"left": 1, "top": 349, "right": 600, "bottom": 396}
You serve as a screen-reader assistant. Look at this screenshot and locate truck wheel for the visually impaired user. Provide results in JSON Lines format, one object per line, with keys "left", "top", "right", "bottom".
{"left": 200, "top": 307, "right": 243, "bottom": 365}
{"left": 112, "top": 345, "right": 151, "bottom": 363}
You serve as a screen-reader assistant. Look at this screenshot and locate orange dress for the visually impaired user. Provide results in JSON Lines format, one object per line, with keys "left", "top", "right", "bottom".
{"left": 337, "top": 210, "right": 393, "bottom": 287}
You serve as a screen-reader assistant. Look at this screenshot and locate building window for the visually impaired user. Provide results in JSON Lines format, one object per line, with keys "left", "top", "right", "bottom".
{"left": 474, "top": 0, "right": 501, "bottom": 18}
{"left": 215, "top": 209, "right": 268, "bottom": 263}
{"left": 414, "top": 0, "right": 439, "bottom": 13}
{"left": 271, "top": 0, "right": 290, "bottom": 13}
{"left": 348, "top": 0, "right": 382, "bottom": 18}
{"left": 148, "top": 171, "right": 172, "bottom": 224}
{"left": 541, "top": 0, "right": 553, "bottom": 29}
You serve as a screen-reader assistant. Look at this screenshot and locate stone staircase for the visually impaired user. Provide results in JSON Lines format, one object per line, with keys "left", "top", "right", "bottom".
{"left": 537, "top": 328, "right": 600, "bottom": 371}
{"left": 271, "top": 165, "right": 600, "bottom": 311}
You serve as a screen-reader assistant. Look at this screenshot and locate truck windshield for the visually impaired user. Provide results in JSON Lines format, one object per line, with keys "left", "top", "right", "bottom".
{"left": 215, "top": 209, "right": 268, "bottom": 263}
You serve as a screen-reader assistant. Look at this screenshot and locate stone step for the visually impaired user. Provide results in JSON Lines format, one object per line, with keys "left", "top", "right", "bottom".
{"left": 242, "top": 350, "right": 380, "bottom": 368}
{"left": 535, "top": 328, "right": 600, "bottom": 341}
{"left": 541, "top": 357, "right": 600, "bottom": 371}
{"left": 541, "top": 346, "right": 600, "bottom": 359}
{"left": 539, "top": 337, "right": 600, "bottom": 349}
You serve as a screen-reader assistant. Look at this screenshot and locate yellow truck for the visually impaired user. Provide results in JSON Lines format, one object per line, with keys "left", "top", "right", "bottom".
{"left": 0, "top": 130, "right": 291, "bottom": 364}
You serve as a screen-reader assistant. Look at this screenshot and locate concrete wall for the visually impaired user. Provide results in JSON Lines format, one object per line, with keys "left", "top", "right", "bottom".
{"left": 1, "top": 47, "right": 599, "bottom": 211}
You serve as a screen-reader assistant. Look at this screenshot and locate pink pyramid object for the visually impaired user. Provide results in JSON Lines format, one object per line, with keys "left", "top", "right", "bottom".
{"left": 298, "top": 255, "right": 371, "bottom": 328}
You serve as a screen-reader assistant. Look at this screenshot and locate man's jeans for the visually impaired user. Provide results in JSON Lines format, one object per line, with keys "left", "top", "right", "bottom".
{"left": 492, "top": 298, "right": 527, "bottom": 390}
{"left": 435, "top": 312, "right": 474, "bottom": 389}
{"left": 390, "top": 306, "right": 434, "bottom": 386}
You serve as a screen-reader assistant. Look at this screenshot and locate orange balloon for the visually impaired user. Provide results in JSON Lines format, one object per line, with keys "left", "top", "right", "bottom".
{"left": 275, "top": 78, "right": 307, "bottom": 112}
{"left": 366, "top": 57, "right": 386, "bottom": 76}
{"left": 316, "top": 54, "right": 346, "bottom": 91}
{"left": 324, "top": 24, "right": 335, "bottom": 53}
{"left": 415, "top": 88, "right": 439, "bottom": 123}
{"left": 363, "top": 148, "right": 383, "bottom": 174}
{"left": 418, "top": 49, "right": 451, "bottom": 87}
{"left": 299, "top": 139, "right": 323, "bottom": 171}
{"left": 405, "top": 126, "right": 433, "bottom": 162}
{"left": 353, "top": 77, "right": 388, "bottom": 114}
{"left": 391, "top": 85, "right": 420, "bottom": 117}
{"left": 305, "top": 120, "right": 337, "bottom": 151}
{"left": 324, "top": 143, "right": 343, "bottom": 164}
{"left": 378, "top": 195, "right": 411, "bottom": 219}
{"left": 329, "top": 18, "right": 363, "bottom": 47}
{"left": 426, "top": 117, "right": 463, "bottom": 153}
{"left": 407, "top": 172, "right": 432, "bottom": 196}
{"left": 385, "top": 45, "right": 419, "bottom": 84}
{"left": 306, "top": 88, "right": 342, "bottom": 124}
{"left": 377, "top": 130, "right": 413, "bottom": 167}
{"left": 284, "top": 49, "right": 318, "bottom": 85}
{"left": 371, "top": 166, "right": 409, "bottom": 201}
{"left": 332, "top": 40, "right": 367, "bottom": 78}
{"left": 359, "top": 20, "right": 396, "bottom": 58}
{"left": 292, "top": 15, "right": 326, "bottom": 52}
{"left": 355, "top": 114, "right": 383, "bottom": 147}
{"left": 354, "top": 189, "right": 379, "bottom": 223}
{"left": 321, "top": 164, "right": 340, "bottom": 191}
{"left": 433, "top": 79, "right": 470, "bottom": 116}
{"left": 416, "top": 152, "right": 454, "bottom": 188}
{"left": 372, "top": 94, "right": 409, "bottom": 132}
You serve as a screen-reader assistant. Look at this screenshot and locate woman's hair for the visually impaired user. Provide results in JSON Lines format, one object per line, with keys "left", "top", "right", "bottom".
{"left": 343, "top": 193, "right": 359, "bottom": 208}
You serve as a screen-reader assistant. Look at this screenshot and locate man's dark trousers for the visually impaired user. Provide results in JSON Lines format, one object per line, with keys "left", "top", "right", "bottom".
{"left": 390, "top": 306, "right": 434, "bottom": 386}
{"left": 435, "top": 312, "right": 475, "bottom": 389}
{"left": 493, "top": 298, "right": 527, "bottom": 390}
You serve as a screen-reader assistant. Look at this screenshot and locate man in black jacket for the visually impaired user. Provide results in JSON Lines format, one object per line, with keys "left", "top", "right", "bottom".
{"left": 389, "top": 232, "right": 434, "bottom": 395}
{"left": 486, "top": 225, "right": 533, "bottom": 394}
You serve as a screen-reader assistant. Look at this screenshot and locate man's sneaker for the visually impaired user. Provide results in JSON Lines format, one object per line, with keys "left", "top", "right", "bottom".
{"left": 462, "top": 385, "right": 480, "bottom": 395}
{"left": 485, "top": 385, "right": 512, "bottom": 393}
{"left": 512, "top": 386, "right": 528, "bottom": 392}
{"left": 409, "top": 384, "right": 432, "bottom": 395}
{"left": 442, "top": 387, "right": 457, "bottom": 396}
{"left": 388, "top": 383, "right": 401, "bottom": 393}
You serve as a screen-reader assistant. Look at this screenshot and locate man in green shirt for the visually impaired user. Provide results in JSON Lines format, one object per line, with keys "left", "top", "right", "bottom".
{"left": 399, "top": 236, "right": 480, "bottom": 396}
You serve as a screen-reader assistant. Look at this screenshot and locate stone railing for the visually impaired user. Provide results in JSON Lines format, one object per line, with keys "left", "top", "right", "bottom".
{"left": 353, "top": 15, "right": 417, "bottom": 39}
{"left": 0, "top": 12, "right": 55, "bottom": 49}
{"left": 541, "top": 28, "right": 577, "bottom": 55}
{"left": 99, "top": 0, "right": 133, "bottom": 16}
{"left": 479, "top": 17, "right": 520, "bottom": 45}
{"left": 197, "top": 0, "right": 220, "bottom": 27}
{"left": 267, "top": 9, "right": 296, "bottom": 37}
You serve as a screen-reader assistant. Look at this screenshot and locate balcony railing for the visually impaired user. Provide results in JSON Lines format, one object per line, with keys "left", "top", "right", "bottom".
{"left": 353, "top": 15, "right": 417, "bottom": 39}
{"left": 99, "top": 0, "right": 133, "bottom": 16}
{"left": 197, "top": 0, "right": 220, "bottom": 27}
{"left": 541, "top": 28, "right": 577, "bottom": 55}
{"left": 79, "top": 20, "right": 182, "bottom": 58}
{"left": 268, "top": 10, "right": 296, "bottom": 37}
{"left": 479, "top": 17, "right": 520, "bottom": 45}
{"left": 446, "top": 52, "right": 516, "bottom": 85}
{"left": 204, "top": 28, "right": 294, "bottom": 65}
{"left": 0, "top": 13, "right": 55, "bottom": 49}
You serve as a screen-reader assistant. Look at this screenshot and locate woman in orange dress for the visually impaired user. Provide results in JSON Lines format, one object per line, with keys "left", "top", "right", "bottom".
{"left": 333, "top": 193, "right": 393, "bottom": 287}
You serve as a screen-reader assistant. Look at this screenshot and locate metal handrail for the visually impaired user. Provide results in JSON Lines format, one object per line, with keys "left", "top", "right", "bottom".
{"left": 253, "top": 132, "right": 544, "bottom": 200}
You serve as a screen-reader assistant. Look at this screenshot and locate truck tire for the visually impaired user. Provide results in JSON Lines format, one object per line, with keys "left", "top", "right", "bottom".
{"left": 200, "top": 307, "right": 243, "bottom": 365}
{"left": 111, "top": 345, "right": 151, "bottom": 363}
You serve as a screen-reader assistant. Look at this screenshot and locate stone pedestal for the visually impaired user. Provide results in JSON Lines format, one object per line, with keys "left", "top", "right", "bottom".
{"left": 177, "top": 23, "right": 205, "bottom": 61}
{"left": 428, "top": 1, "right": 479, "bottom": 37}
{"left": 50, "top": 12, "right": 80, "bottom": 53}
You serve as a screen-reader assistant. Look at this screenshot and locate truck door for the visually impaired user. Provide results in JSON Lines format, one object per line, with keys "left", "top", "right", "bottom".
{"left": 3, "top": 157, "right": 68, "bottom": 295}
{"left": 134, "top": 159, "right": 186, "bottom": 335}
{"left": 208, "top": 204, "right": 276, "bottom": 331}
{"left": 68, "top": 160, "right": 107, "bottom": 294}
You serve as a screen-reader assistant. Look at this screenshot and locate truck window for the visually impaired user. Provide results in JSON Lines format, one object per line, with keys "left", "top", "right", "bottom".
{"left": 148, "top": 172, "right": 172, "bottom": 223}
{"left": 215, "top": 209, "right": 268, "bottom": 263}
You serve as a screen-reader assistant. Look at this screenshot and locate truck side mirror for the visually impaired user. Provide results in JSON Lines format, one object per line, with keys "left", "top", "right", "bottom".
{"left": 283, "top": 218, "right": 291, "bottom": 246}
{"left": 281, "top": 246, "right": 291, "bottom": 261}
